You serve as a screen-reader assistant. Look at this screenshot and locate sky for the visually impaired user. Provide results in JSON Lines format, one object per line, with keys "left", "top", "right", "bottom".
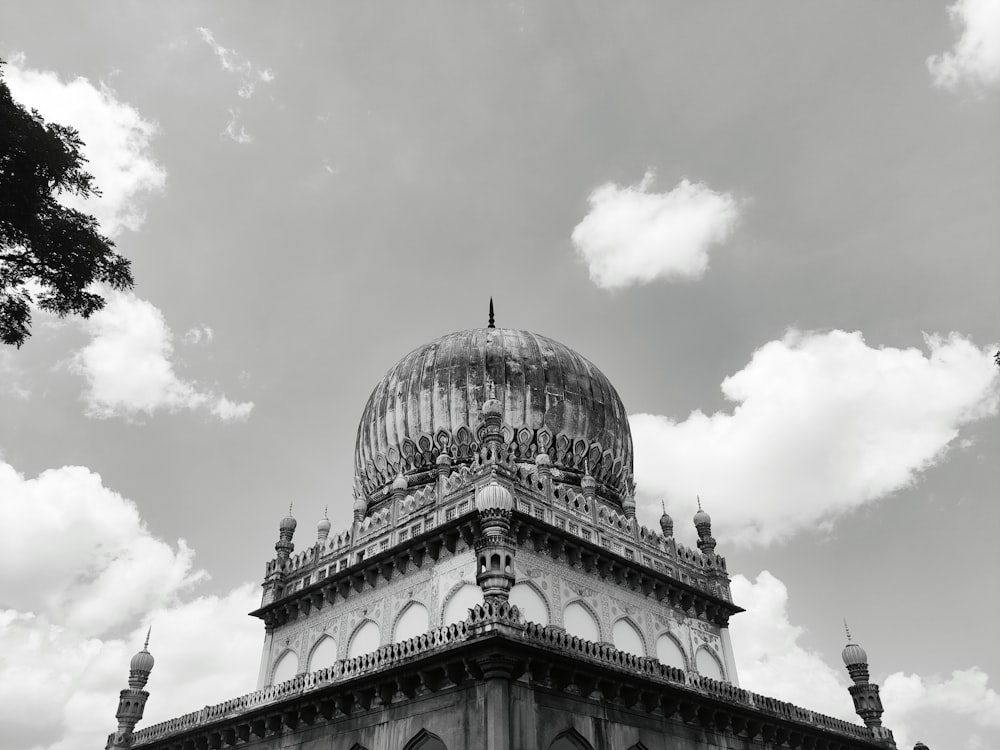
{"left": 1, "top": 2, "right": 999, "bottom": 749}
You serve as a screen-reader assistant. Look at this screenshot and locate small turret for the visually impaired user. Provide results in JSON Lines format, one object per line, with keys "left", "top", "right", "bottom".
{"left": 317, "top": 506, "right": 331, "bottom": 543}
{"left": 694, "top": 497, "right": 716, "bottom": 554}
{"left": 106, "top": 629, "right": 154, "bottom": 749}
{"left": 621, "top": 493, "right": 636, "bottom": 519}
{"left": 392, "top": 472, "right": 408, "bottom": 504}
{"left": 352, "top": 492, "right": 368, "bottom": 524}
{"left": 481, "top": 380, "right": 504, "bottom": 460}
{"left": 659, "top": 500, "right": 673, "bottom": 538}
{"left": 581, "top": 462, "right": 596, "bottom": 504}
{"left": 275, "top": 505, "right": 296, "bottom": 562}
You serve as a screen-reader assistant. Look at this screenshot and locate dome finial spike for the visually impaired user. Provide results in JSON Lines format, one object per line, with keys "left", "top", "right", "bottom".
{"left": 288, "top": 502, "right": 293, "bottom": 516}
{"left": 323, "top": 504, "right": 328, "bottom": 520}
{"left": 144, "top": 626, "right": 151, "bottom": 650}
{"left": 697, "top": 495, "right": 702, "bottom": 511}
{"left": 661, "top": 498, "right": 666, "bottom": 514}
{"left": 844, "top": 618, "right": 852, "bottom": 642}
{"left": 488, "top": 297, "right": 495, "bottom": 328}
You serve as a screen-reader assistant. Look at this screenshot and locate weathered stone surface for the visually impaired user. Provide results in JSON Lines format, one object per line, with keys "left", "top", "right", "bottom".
{"left": 355, "top": 327, "right": 633, "bottom": 497}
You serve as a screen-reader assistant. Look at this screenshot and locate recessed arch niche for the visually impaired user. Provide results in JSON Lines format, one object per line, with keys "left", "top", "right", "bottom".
{"left": 548, "top": 727, "right": 594, "bottom": 750}
{"left": 393, "top": 601, "right": 430, "bottom": 643}
{"left": 308, "top": 635, "right": 337, "bottom": 672}
{"left": 696, "top": 645, "right": 725, "bottom": 681}
{"left": 562, "top": 601, "right": 600, "bottom": 642}
{"left": 655, "top": 633, "right": 686, "bottom": 669}
{"left": 402, "top": 728, "right": 447, "bottom": 750}
{"left": 271, "top": 649, "right": 297, "bottom": 685}
{"left": 442, "top": 583, "right": 483, "bottom": 626}
{"left": 611, "top": 618, "right": 645, "bottom": 656}
{"left": 346, "top": 620, "right": 381, "bottom": 659}
{"left": 509, "top": 582, "right": 548, "bottom": 625}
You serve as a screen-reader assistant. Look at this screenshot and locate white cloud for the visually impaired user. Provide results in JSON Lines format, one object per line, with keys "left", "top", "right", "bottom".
{"left": 731, "top": 572, "right": 856, "bottom": 721}
{"left": 0, "top": 454, "right": 261, "bottom": 750}
{"left": 183, "top": 325, "right": 214, "bottom": 345}
{"left": 571, "top": 171, "right": 740, "bottom": 289}
{"left": 0, "top": 349, "right": 30, "bottom": 400}
{"left": 632, "top": 330, "right": 999, "bottom": 546}
{"left": 223, "top": 108, "right": 253, "bottom": 145}
{"left": 732, "top": 572, "right": 1000, "bottom": 749}
{"left": 883, "top": 668, "right": 1000, "bottom": 749}
{"left": 0, "top": 461, "right": 203, "bottom": 635}
{"left": 196, "top": 27, "right": 275, "bottom": 99}
{"left": 4, "top": 55, "right": 167, "bottom": 237}
{"left": 928, "top": 0, "right": 1000, "bottom": 94}
{"left": 71, "top": 291, "right": 253, "bottom": 422}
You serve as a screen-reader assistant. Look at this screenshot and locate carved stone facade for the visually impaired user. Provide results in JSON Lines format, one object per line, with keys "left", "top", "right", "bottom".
{"left": 107, "top": 324, "right": 896, "bottom": 749}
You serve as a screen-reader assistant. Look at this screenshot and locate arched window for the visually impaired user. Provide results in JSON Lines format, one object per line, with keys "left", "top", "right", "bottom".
{"left": 402, "top": 728, "right": 447, "bottom": 749}
{"left": 442, "top": 583, "right": 483, "bottom": 626}
{"left": 655, "top": 633, "right": 686, "bottom": 669}
{"left": 509, "top": 582, "right": 549, "bottom": 625}
{"left": 548, "top": 727, "right": 594, "bottom": 750}
{"left": 270, "top": 649, "right": 297, "bottom": 685}
{"left": 696, "top": 646, "right": 725, "bottom": 681}
{"left": 611, "top": 619, "right": 645, "bottom": 656}
{"left": 562, "top": 601, "right": 600, "bottom": 642}
{"left": 393, "top": 601, "right": 430, "bottom": 643}
{"left": 346, "top": 620, "right": 381, "bottom": 659}
{"left": 308, "top": 635, "right": 337, "bottom": 672}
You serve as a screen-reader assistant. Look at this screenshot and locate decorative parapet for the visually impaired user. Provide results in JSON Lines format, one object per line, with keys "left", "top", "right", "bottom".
{"left": 130, "top": 602, "right": 885, "bottom": 748}
{"left": 262, "top": 452, "right": 726, "bottom": 609}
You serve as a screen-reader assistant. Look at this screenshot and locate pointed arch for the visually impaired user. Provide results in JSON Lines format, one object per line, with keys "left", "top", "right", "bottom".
{"left": 270, "top": 648, "right": 297, "bottom": 685}
{"left": 548, "top": 727, "right": 594, "bottom": 750}
{"left": 346, "top": 619, "right": 381, "bottom": 659}
{"left": 562, "top": 600, "right": 601, "bottom": 642}
{"left": 627, "top": 743, "right": 650, "bottom": 750}
{"left": 348, "top": 744, "right": 369, "bottom": 750}
{"left": 655, "top": 632, "right": 687, "bottom": 670}
{"left": 695, "top": 644, "right": 725, "bottom": 681}
{"left": 509, "top": 580, "right": 549, "bottom": 625}
{"left": 402, "top": 728, "right": 447, "bottom": 750}
{"left": 307, "top": 634, "right": 337, "bottom": 672}
{"left": 392, "top": 600, "right": 430, "bottom": 643}
{"left": 442, "top": 582, "right": 483, "bottom": 626}
{"left": 611, "top": 617, "right": 646, "bottom": 656}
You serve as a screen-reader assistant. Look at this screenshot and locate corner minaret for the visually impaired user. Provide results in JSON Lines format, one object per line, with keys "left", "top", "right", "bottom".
{"left": 842, "top": 622, "right": 895, "bottom": 746}
{"left": 474, "top": 471, "right": 515, "bottom": 602}
{"left": 106, "top": 629, "right": 154, "bottom": 749}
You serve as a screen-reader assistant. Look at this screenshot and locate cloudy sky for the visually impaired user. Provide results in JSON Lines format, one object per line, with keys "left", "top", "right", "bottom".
{"left": 1, "top": 3, "right": 999, "bottom": 749}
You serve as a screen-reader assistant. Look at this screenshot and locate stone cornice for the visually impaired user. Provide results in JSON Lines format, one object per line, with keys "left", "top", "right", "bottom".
{"left": 509, "top": 511, "right": 743, "bottom": 627}
{"left": 251, "top": 507, "right": 741, "bottom": 631}
{"left": 251, "top": 514, "right": 479, "bottom": 628}
{"left": 129, "top": 603, "right": 888, "bottom": 750}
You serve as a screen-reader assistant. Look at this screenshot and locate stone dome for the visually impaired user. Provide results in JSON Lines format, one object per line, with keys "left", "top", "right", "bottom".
{"left": 355, "top": 327, "right": 633, "bottom": 497}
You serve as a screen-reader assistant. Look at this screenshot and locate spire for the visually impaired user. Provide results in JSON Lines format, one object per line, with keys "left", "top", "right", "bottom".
{"left": 488, "top": 297, "right": 495, "bottom": 328}
{"left": 144, "top": 626, "right": 151, "bottom": 650}
{"left": 844, "top": 618, "right": 852, "bottom": 643}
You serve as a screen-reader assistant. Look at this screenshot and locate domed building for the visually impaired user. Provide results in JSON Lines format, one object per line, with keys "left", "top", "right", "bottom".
{"left": 106, "top": 316, "right": 898, "bottom": 750}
